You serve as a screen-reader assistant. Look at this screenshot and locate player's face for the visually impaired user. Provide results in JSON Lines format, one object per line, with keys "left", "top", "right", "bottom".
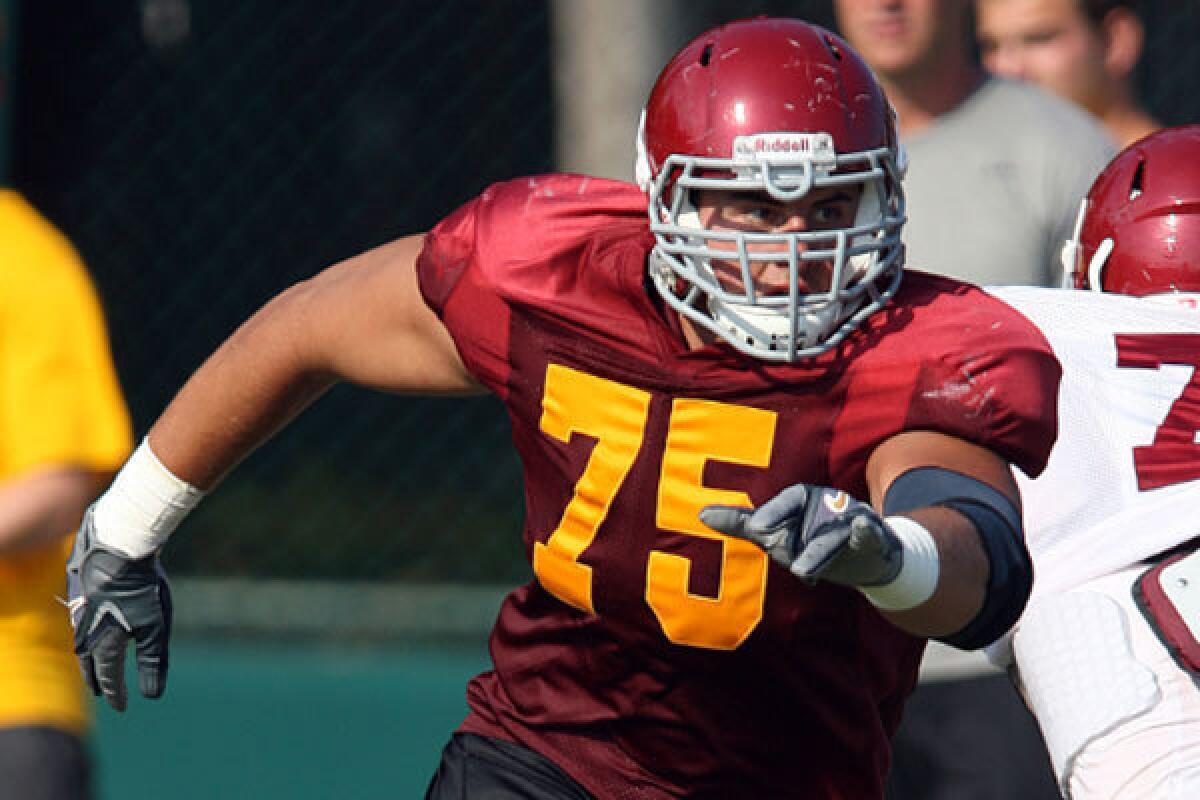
{"left": 694, "top": 186, "right": 862, "bottom": 295}
{"left": 976, "top": 0, "right": 1108, "bottom": 115}
{"left": 834, "top": 0, "right": 963, "bottom": 78}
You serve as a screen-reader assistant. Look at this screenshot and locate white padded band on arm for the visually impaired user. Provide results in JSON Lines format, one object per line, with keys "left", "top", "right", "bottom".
{"left": 91, "top": 438, "right": 206, "bottom": 559}
{"left": 859, "top": 515, "right": 941, "bottom": 611}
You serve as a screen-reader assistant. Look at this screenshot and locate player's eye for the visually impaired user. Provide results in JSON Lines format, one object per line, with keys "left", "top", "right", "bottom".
{"left": 811, "top": 202, "right": 852, "bottom": 227}
{"left": 744, "top": 206, "right": 777, "bottom": 223}
{"left": 729, "top": 203, "right": 778, "bottom": 227}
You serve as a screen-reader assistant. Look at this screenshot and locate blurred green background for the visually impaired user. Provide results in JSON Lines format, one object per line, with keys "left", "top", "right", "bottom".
{"left": 84, "top": 579, "right": 507, "bottom": 797}
{"left": 92, "top": 637, "right": 490, "bottom": 799}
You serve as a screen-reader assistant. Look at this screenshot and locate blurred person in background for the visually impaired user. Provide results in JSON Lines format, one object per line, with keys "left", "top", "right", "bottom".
{"left": 976, "top": 0, "right": 1161, "bottom": 147}
{"left": 0, "top": 190, "right": 130, "bottom": 800}
{"left": 63, "top": 18, "right": 1063, "bottom": 799}
{"left": 831, "top": 1, "right": 1113, "bottom": 798}
{"left": 0, "top": 13, "right": 133, "bottom": 794}
{"left": 833, "top": 0, "right": 1114, "bottom": 287}
{"left": 0, "top": 12, "right": 134, "bottom": 800}
{"left": 981, "top": 125, "right": 1200, "bottom": 800}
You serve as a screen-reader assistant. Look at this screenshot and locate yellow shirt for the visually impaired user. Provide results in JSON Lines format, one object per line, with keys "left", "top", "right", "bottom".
{"left": 0, "top": 189, "right": 132, "bottom": 733}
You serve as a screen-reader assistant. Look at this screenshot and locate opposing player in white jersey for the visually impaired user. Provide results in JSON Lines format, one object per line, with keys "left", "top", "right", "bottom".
{"left": 987, "top": 126, "right": 1200, "bottom": 799}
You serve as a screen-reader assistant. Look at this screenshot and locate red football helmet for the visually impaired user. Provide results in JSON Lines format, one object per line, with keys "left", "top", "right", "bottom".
{"left": 634, "top": 17, "right": 906, "bottom": 361}
{"left": 1066, "top": 125, "right": 1200, "bottom": 296}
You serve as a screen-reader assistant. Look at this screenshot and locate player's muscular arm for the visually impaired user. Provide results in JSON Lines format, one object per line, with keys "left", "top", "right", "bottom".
{"left": 865, "top": 430, "right": 1020, "bottom": 639}
{"left": 71, "top": 234, "right": 484, "bottom": 712}
{"left": 149, "top": 234, "right": 483, "bottom": 489}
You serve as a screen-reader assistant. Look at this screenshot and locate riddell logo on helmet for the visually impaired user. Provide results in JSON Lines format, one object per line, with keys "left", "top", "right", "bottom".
{"left": 732, "top": 133, "right": 836, "bottom": 164}
{"left": 754, "top": 139, "right": 812, "bottom": 153}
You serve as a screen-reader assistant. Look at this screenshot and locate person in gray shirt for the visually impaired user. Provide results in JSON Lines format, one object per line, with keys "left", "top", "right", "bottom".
{"left": 836, "top": 0, "right": 1115, "bottom": 287}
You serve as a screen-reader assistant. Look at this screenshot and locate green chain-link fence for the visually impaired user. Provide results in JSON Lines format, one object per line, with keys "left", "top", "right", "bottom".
{"left": 9, "top": 0, "right": 1200, "bottom": 584}
{"left": 14, "top": 0, "right": 559, "bottom": 583}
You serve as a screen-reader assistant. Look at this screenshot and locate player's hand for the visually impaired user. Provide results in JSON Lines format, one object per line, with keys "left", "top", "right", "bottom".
{"left": 65, "top": 506, "right": 172, "bottom": 711}
{"left": 700, "top": 484, "right": 903, "bottom": 588}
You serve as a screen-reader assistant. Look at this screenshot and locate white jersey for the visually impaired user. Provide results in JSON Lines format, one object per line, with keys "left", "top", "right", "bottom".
{"left": 988, "top": 286, "right": 1200, "bottom": 602}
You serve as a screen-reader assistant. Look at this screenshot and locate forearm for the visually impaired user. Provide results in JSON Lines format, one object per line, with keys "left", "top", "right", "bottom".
{"left": 87, "top": 284, "right": 337, "bottom": 559}
{"left": 0, "top": 466, "right": 101, "bottom": 554}
{"left": 91, "top": 237, "right": 481, "bottom": 560}
{"left": 877, "top": 506, "right": 988, "bottom": 639}
{"left": 146, "top": 235, "right": 480, "bottom": 489}
{"left": 148, "top": 284, "right": 335, "bottom": 490}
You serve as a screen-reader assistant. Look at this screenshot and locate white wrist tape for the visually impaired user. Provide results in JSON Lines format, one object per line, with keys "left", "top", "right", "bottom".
{"left": 91, "top": 438, "right": 205, "bottom": 559}
{"left": 859, "top": 516, "right": 941, "bottom": 611}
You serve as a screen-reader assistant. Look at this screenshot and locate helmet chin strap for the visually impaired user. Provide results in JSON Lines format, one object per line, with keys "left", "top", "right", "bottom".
{"left": 707, "top": 296, "right": 841, "bottom": 352}
{"left": 633, "top": 110, "right": 655, "bottom": 193}
{"left": 1060, "top": 198, "right": 1088, "bottom": 288}
{"left": 1087, "top": 238, "right": 1115, "bottom": 292}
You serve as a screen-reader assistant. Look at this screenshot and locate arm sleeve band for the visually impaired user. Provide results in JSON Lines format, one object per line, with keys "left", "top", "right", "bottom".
{"left": 883, "top": 466, "right": 1032, "bottom": 650}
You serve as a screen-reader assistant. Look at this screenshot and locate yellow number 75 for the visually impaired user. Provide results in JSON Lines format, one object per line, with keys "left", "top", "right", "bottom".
{"left": 532, "top": 364, "right": 777, "bottom": 651}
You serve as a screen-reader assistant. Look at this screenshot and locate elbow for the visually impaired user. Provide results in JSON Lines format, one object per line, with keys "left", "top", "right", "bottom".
{"left": 229, "top": 279, "right": 338, "bottom": 383}
{"left": 936, "top": 521, "right": 1033, "bottom": 651}
{"left": 880, "top": 465, "right": 1033, "bottom": 649}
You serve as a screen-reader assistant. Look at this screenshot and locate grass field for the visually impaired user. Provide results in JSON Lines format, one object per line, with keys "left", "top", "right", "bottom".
{"left": 92, "top": 636, "right": 491, "bottom": 799}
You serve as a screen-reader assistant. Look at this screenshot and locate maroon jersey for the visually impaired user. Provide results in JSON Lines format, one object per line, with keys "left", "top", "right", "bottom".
{"left": 416, "top": 174, "right": 1059, "bottom": 799}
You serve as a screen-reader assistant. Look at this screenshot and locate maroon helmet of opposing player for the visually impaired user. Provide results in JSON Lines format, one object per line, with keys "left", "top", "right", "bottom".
{"left": 1065, "top": 125, "right": 1200, "bottom": 296}
{"left": 634, "top": 17, "right": 907, "bottom": 361}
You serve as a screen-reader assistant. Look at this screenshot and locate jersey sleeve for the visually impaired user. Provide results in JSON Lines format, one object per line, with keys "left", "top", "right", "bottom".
{"left": 415, "top": 175, "right": 650, "bottom": 398}
{"left": 0, "top": 201, "right": 133, "bottom": 479}
{"left": 834, "top": 281, "right": 1062, "bottom": 484}
{"left": 903, "top": 294, "right": 1062, "bottom": 479}
{"left": 415, "top": 186, "right": 516, "bottom": 396}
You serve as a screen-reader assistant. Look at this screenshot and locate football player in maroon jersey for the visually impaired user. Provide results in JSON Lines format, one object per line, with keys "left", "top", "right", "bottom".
{"left": 66, "top": 18, "right": 1060, "bottom": 799}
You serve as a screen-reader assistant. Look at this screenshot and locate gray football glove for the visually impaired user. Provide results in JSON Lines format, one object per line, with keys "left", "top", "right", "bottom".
{"left": 65, "top": 506, "right": 172, "bottom": 711}
{"left": 700, "top": 484, "right": 903, "bottom": 588}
